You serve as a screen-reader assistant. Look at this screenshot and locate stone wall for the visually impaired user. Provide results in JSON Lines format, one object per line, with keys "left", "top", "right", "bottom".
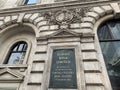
{"left": 0, "top": 0, "right": 21, "bottom": 9}
{"left": 0, "top": 0, "right": 120, "bottom": 90}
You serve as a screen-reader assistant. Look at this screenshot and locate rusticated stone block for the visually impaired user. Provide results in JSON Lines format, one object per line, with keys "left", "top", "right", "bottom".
{"left": 86, "top": 12, "right": 100, "bottom": 20}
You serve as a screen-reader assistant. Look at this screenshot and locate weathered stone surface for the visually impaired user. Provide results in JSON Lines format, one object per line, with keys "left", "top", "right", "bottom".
{"left": 28, "top": 86, "right": 41, "bottom": 90}
{"left": 41, "top": 0, "right": 54, "bottom": 4}
{"left": 34, "top": 17, "right": 44, "bottom": 25}
{"left": 0, "top": 21, "right": 5, "bottom": 29}
{"left": 81, "top": 17, "right": 96, "bottom": 24}
{"left": 70, "top": 23, "right": 80, "bottom": 28}
{"left": 87, "top": 86, "right": 104, "bottom": 90}
{"left": 101, "top": 5, "right": 113, "bottom": 14}
{"left": 29, "top": 13, "right": 39, "bottom": 23}
{"left": 81, "top": 43, "right": 95, "bottom": 50}
{"left": 3, "top": 0, "right": 18, "bottom": 8}
{"left": 0, "top": 21, "right": 4, "bottom": 26}
{"left": 80, "top": 22, "right": 93, "bottom": 29}
{"left": 39, "top": 31, "right": 55, "bottom": 36}
{"left": 86, "top": 12, "right": 100, "bottom": 20}
{"left": 23, "top": 14, "right": 32, "bottom": 21}
{"left": 32, "top": 63, "right": 44, "bottom": 71}
{"left": 92, "top": 7, "right": 105, "bottom": 16}
{"left": 81, "top": 37, "right": 94, "bottom": 43}
{"left": 39, "top": 26, "right": 49, "bottom": 31}
{"left": 84, "top": 61, "right": 101, "bottom": 72}
{"left": 11, "top": 15, "right": 18, "bottom": 21}
{"left": 82, "top": 52, "right": 97, "bottom": 60}
{"left": 49, "top": 25, "right": 59, "bottom": 30}
{"left": 37, "top": 21, "right": 47, "bottom": 28}
{"left": 29, "top": 73, "right": 43, "bottom": 83}
{"left": 110, "top": 3, "right": 120, "bottom": 13}
{"left": 85, "top": 73, "right": 103, "bottom": 84}
{"left": 33, "top": 54, "right": 47, "bottom": 60}
{"left": 0, "top": 0, "right": 6, "bottom": 8}
{"left": 0, "top": 1, "right": 118, "bottom": 90}
{"left": 48, "top": 37, "right": 80, "bottom": 43}
{"left": 35, "top": 46, "right": 47, "bottom": 52}
{"left": 4, "top": 16, "right": 11, "bottom": 24}
{"left": 0, "top": 17, "right": 4, "bottom": 20}
{"left": 73, "top": 28, "right": 92, "bottom": 34}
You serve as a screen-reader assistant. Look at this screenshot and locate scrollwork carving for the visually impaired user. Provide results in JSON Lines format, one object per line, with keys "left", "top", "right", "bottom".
{"left": 43, "top": 7, "right": 90, "bottom": 29}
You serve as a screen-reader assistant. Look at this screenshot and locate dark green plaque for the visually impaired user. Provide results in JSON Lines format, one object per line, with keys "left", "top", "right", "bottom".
{"left": 49, "top": 49, "right": 77, "bottom": 89}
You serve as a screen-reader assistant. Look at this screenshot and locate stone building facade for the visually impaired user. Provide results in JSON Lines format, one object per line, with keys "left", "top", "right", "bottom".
{"left": 0, "top": 0, "right": 120, "bottom": 90}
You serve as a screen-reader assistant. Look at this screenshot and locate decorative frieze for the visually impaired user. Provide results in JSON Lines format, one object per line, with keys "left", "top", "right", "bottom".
{"left": 43, "top": 7, "right": 89, "bottom": 29}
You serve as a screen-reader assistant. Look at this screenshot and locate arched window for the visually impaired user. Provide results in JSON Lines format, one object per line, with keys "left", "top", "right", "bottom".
{"left": 5, "top": 41, "right": 28, "bottom": 65}
{"left": 98, "top": 20, "right": 120, "bottom": 90}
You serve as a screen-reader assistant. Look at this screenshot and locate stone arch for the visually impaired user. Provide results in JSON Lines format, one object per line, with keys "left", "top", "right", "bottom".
{"left": 23, "top": 13, "right": 47, "bottom": 29}
{"left": 81, "top": 5, "right": 115, "bottom": 30}
{"left": 84, "top": 4, "right": 120, "bottom": 90}
{"left": 0, "top": 13, "right": 47, "bottom": 29}
{"left": 0, "top": 24, "right": 36, "bottom": 64}
{"left": 0, "top": 4, "right": 119, "bottom": 35}
{"left": 0, "top": 12, "right": 48, "bottom": 37}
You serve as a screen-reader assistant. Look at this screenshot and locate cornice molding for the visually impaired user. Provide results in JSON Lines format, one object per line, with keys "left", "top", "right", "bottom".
{"left": 0, "top": 0, "right": 119, "bottom": 15}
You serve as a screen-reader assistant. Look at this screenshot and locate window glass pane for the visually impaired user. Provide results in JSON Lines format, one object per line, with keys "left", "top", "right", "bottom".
{"left": 18, "top": 44, "right": 24, "bottom": 51}
{"left": 6, "top": 41, "right": 27, "bottom": 64}
{"left": 13, "top": 45, "right": 18, "bottom": 51}
{"left": 23, "top": 44, "right": 27, "bottom": 51}
{"left": 109, "top": 22, "right": 120, "bottom": 39}
{"left": 100, "top": 41, "right": 120, "bottom": 90}
{"left": 7, "top": 53, "right": 25, "bottom": 65}
{"left": 27, "top": 0, "right": 37, "bottom": 4}
{"left": 98, "top": 25, "right": 112, "bottom": 40}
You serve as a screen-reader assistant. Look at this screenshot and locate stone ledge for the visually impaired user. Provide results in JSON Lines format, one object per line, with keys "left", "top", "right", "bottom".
{"left": 0, "top": 0, "right": 118, "bottom": 15}
{"left": 0, "top": 79, "right": 24, "bottom": 83}
{"left": 0, "top": 64, "right": 28, "bottom": 68}
{"left": 31, "top": 71, "right": 43, "bottom": 73}
{"left": 35, "top": 51, "right": 47, "bottom": 54}
{"left": 84, "top": 70, "right": 101, "bottom": 73}
{"left": 86, "top": 83, "right": 104, "bottom": 86}
{"left": 27, "top": 82, "right": 41, "bottom": 85}
{"left": 81, "top": 49, "right": 96, "bottom": 52}
{"left": 82, "top": 58, "right": 98, "bottom": 61}
{"left": 33, "top": 60, "right": 46, "bottom": 62}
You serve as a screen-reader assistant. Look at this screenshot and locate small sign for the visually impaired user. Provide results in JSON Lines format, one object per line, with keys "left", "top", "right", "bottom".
{"left": 49, "top": 49, "right": 77, "bottom": 89}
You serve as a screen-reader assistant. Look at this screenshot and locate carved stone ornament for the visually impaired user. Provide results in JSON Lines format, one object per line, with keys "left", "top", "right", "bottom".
{"left": 55, "top": 9, "right": 74, "bottom": 24}
{"left": 0, "top": 68, "right": 24, "bottom": 82}
{"left": 43, "top": 7, "right": 89, "bottom": 29}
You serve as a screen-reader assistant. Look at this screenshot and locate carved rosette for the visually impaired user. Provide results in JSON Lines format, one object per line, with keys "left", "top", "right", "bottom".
{"left": 43, "top": 7, "right": 89, "bottom": 29}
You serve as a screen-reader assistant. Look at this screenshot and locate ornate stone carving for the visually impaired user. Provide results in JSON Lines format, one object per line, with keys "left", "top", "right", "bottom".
{"left": 43, "top": 7, "right": 89, "bottom": 29}
{"left": 55, "top": 9, "right": 73, "bottom": 24}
